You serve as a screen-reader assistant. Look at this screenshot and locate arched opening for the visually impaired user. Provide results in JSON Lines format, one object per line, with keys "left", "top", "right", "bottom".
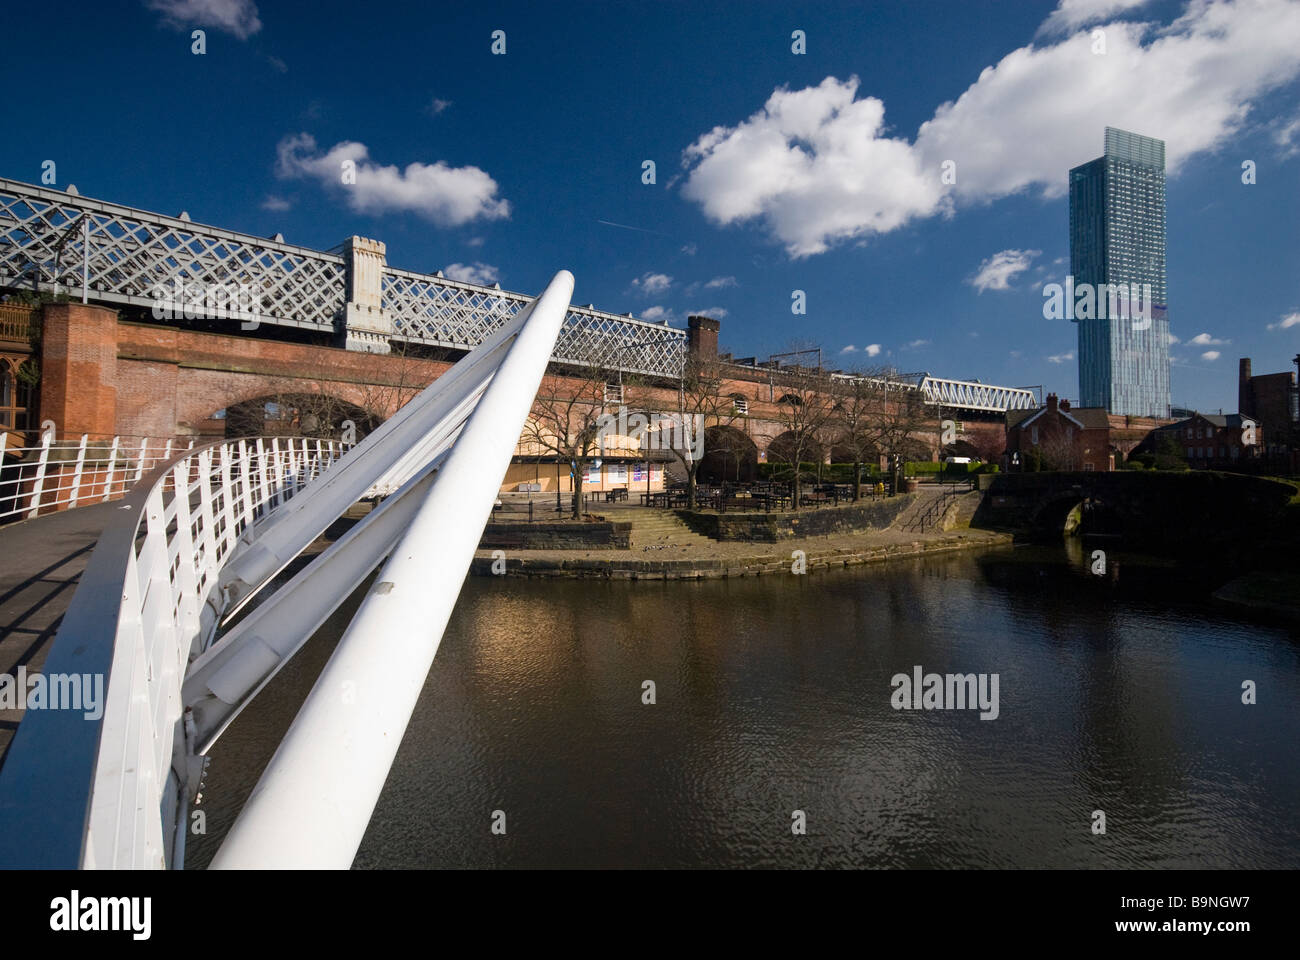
{"left": 1033, "top": 493, "right": 1115, "bottom": 539}
{"left": 767, "top": 430, "right": 825, "bottom": 468}
{"left": 829, "top": 441, "right": 880, "bottom": 465}
{"left": 212, "top": 394, "right": 381, "bottom": 441}
{"left": 896, "top": 437, "right": 932, "bottom": 461}
{"left": 699, "top": 425, "right": 758, "bottom": 483}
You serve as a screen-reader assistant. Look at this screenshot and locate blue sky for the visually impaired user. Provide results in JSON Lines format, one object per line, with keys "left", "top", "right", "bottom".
{"left": 3, "top": 0, "right": 1299, "bottom": 411}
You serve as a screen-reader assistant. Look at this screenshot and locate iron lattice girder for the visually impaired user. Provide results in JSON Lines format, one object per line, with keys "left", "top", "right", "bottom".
{"left": 0, "top": 178, "right": 346, "bottom": 330}
{"left": 0, "top": 178, "right": 686, "bottom": 377}
{"left": 383, "top": 267, "right": 685, "bottom": 378}
{"left": 919, "top": 376, "right": 1038, "bottom": 413}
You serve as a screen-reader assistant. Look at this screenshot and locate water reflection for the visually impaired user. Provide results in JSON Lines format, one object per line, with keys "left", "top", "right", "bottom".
{"left": 187, "top": 545, "right": 1300, "bottom": 869}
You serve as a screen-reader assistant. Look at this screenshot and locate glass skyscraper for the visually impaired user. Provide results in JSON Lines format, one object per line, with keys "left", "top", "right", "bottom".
{"left": 1068, "top": 127, "right": 1170, "bottom": 418}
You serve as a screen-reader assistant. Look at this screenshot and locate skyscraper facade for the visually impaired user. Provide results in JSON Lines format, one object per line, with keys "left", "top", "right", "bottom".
{"left": 1068, "top": 127, "right": 1170, "bottom": 418}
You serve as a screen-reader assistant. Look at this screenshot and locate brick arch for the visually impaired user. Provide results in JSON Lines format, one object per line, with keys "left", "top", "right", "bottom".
{"left": 767, "top": 429, "right": 825, "bottom": 466}
{"left": 104, "top": 318, "right": 449, "bottom": 439}
{"left": 178, "top": 372, "right": 389, "bottom": 434}
{"left": 218, "top": 390, "right": 385, "bottom": 440}
{"left": 699, "top": 424, "right": 758, "bottom": 483}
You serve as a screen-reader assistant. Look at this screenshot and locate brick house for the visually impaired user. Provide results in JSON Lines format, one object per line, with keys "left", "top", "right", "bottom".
{"left": 1133, "top": 412, "right": 1261, "bottom": 468}
{"left": 1005, "top": 394, "right": 1113, "bottom": 471}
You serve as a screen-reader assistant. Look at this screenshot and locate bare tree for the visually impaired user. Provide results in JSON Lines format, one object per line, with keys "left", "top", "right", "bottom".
{"left": 627, "top": 354, "right": 739, "bottom": 510}
{"left": 519, "top": 365, "right": 614, "bottom": 518}
{"left": 829, "top": 367, "right": 929, "bottom": 497}
{"left": 829, "top": 369, "right": 885, "bottom": 500}
{"left": 959, "top": 427, "right": 1006, "bottom": 465}
{"left": 761, "top": 366, "right": 836, "bottom": 509}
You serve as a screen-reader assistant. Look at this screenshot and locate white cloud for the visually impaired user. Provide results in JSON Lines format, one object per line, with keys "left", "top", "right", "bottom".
{"left": 1267, "top": 311, "right": 1300, "bottom": 330}
{"left": 631, "top": 272, "right": 673, "bottom": 295}
{"left": 428, "top": 98, "right": 453, "bottom": 115}
{"left": 916, "top": 1, "right": 1300, "bottom": 203}
{"left": 903, "top": 339, "right": 930, "bottom": 350}
{"left": 1202, "top": 350, "right": 1222, "bottom": 361}
{"left": 276, "top": 133, "right": 510, "bottom": 227}
{"left": 641, "top": 306, "right": 677, "bottom": 324}
{"left": 1189, "top": 332, "right": 1229, "bottom": 345}
{"left": 1047, "top": 351, "right": 1076, "bottom": 363}
{"left": 267, "top": 55, "right": 287, "bottom": 73}
{"left": 260, "top": 195, "right": 290, "bottom": 211}
{"left": 704, "top": 276, "right": 738, "bottom": 289}
{"left": 841, "top": 343, "right": 882, "bottom": 357}
{"left": 681, "top": 1, "right": 1300, "bottom": 258}
{"left": 680, "top": 243, "right": 697, "bottom": 256}
{"left": 146, "top": 0, "right": 261, "bottom": 39}
{"left": 442, "top": 262, "right": 500, "bottom": 285}
{"left": 970, "top": 249, "right": 1041, "bottom": 292}
{"left": 1038, "top": 0, "right": 1154, "bottom": 36}
{"left": 1274, "top": 114, "right": 1300, "bottom": 156}
{"left": 681, "top": 76, "right": 948, "bottom": 257}
{"left": 1167, "top": 333, "right": 1180, "bottom": 344}
{"left": 687, "top": 307, "right": 728, "bottom": 318}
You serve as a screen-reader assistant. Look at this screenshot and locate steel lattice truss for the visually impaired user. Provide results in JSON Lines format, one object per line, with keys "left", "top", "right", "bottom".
{"left": 1, "top": 179, "right": 1036, "bottom": 397}
{"left": 0, "top": 178, "right": 346, "bottom": 330}
{"left": 919, "top": 376, "right": 1038, "bottom": 413}
{"left": 384, "top": 267, "right": 685, "bottom": 378}
{"left": 0, "top": 178, "right": 685, "bottom": 377}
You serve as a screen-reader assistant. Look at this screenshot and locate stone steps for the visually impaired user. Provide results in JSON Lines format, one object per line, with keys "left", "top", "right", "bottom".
{"left": 597, "top": 505, "right": 719, "bottom": 548}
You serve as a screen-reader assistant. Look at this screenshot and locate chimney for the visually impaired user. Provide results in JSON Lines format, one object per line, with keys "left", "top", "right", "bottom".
{"left": 1046, "top": 392, "right": 1058, "bottom": 413}
{"left": 687, "top": 314, "right": 720, "bottom": 362}
{"left": 1239, "top": 358, "right": 1252, "bottom": 415}
{"left": 1060, "top": 399, "right": 1071, "bottom": 412}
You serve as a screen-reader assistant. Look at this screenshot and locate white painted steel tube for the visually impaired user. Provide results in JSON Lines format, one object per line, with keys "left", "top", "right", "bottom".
{"left": 211, "top": 270, "right": 574, "bottom": 869}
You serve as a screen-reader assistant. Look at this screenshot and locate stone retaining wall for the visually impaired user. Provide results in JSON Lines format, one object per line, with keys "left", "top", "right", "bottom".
{"left": 469, "top": 530, "right": 1011, "bottom": 579}
{"left": 675, "top": 494, "right": 914, "bottom": 542}
{"left": 479, "top": 520, "right": 632, "bottom": 550}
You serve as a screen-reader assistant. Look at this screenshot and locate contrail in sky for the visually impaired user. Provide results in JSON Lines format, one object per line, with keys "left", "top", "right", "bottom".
{"left": 597, "top": 219, "right": 671, "bottom": 237}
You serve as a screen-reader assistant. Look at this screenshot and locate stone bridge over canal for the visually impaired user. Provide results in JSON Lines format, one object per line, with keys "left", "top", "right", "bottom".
{"left": 972, "top": 471, "right": 1297, "bottom": 546}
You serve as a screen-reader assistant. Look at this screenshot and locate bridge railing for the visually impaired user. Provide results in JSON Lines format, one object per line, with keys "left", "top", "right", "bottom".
{"left": 0, "top": 434, "right": 349, "bottom": 868}
{"left": 0, "top": 430, "right": 199, "bottom": 522}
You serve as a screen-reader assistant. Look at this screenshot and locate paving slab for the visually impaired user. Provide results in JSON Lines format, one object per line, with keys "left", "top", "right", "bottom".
{"left": 0, "top": 504, "right": 117, "bottom": 764}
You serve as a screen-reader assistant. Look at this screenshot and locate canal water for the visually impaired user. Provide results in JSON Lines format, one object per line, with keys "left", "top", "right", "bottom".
{"left": 187, "top": 542, "right": 1300, "bottom": 869}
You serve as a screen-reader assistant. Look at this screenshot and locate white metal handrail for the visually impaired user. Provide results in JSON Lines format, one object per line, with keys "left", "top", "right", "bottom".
{"left": 0, "top": 428, "right": 197, "bottom": 521}
{"left": 0, "top": 434, "right": 348, "bottom": 869}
